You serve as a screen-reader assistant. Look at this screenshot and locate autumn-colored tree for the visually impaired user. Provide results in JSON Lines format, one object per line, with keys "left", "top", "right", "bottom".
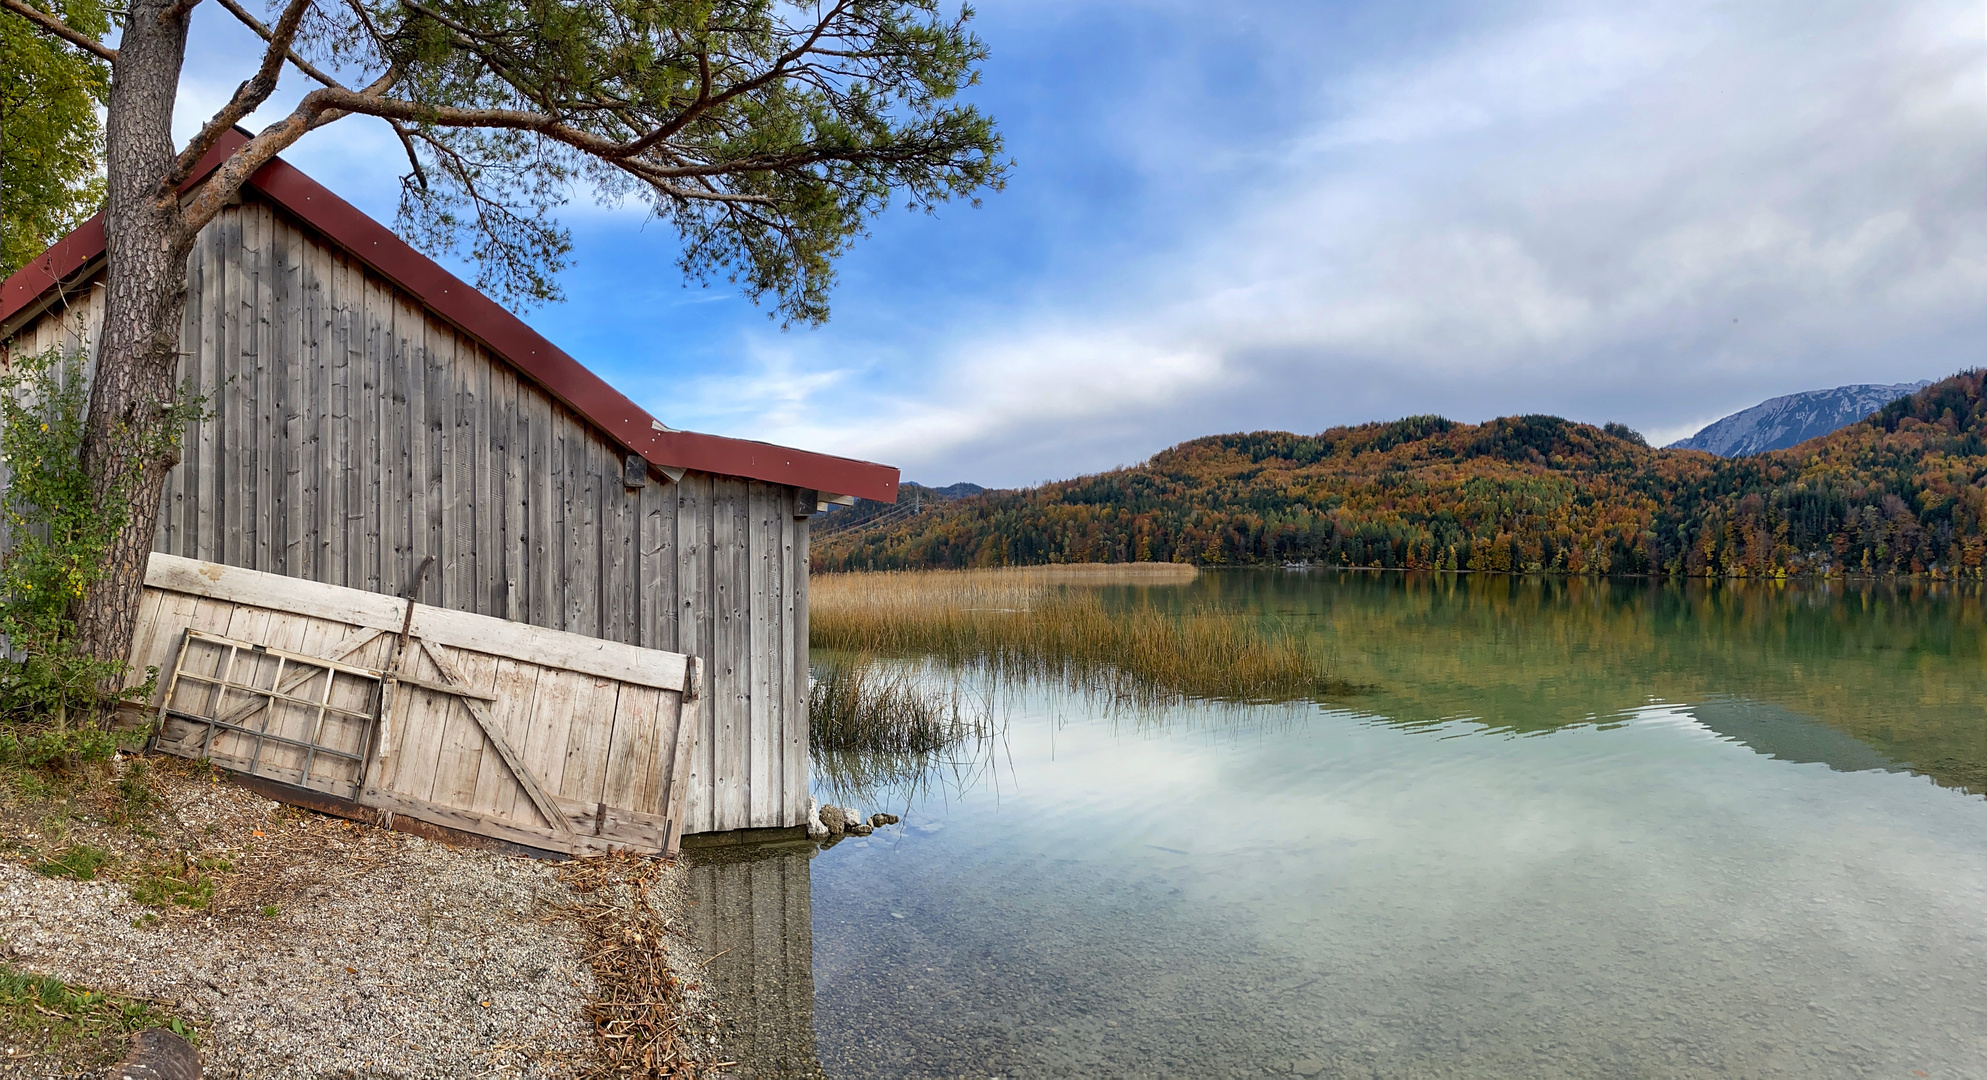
{"left": 818, "top": 372, "right": 1987, "bottom": 583}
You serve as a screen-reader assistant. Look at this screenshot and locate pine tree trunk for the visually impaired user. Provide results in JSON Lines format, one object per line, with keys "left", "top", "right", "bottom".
{"left": 71, "top": 0, "right": 194, "bottom": 718}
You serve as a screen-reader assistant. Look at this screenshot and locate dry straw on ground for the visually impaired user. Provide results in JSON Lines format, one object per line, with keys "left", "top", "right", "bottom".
{"left": 809, "top": 565, "right": 1343, "bottom": 705}
{"left": 0, "top": 753, "right": 724, "bottom": 1079}
{"left": 557, "top": 852, "right": 727, "bottom": 1079}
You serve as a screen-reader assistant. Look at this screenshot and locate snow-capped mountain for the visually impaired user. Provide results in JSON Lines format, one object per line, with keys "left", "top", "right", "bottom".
{"left": 1668, "top": 381, "right": 1933, "bottom": 457}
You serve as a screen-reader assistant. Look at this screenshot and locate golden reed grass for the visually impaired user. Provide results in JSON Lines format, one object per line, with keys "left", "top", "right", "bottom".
{"left": 808, "top": 657, "right": 998, "bottom": 801}
{"left": 809, "top": 566, "right": 1342, "bottom": 704}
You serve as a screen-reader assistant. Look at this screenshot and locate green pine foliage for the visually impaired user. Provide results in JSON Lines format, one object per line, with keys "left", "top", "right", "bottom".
{"left": 818, "top": 371, "right": 1987, "bottom": 580}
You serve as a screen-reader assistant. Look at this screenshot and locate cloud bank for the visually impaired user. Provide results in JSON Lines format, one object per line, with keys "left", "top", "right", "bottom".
{"left": 168, "top": 0, "right": 1987, "bottom": 488}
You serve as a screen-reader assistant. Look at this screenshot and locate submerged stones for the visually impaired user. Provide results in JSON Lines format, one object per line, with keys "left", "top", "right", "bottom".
{"left": 803, "top": 799, "right": 897, "bottom": 844}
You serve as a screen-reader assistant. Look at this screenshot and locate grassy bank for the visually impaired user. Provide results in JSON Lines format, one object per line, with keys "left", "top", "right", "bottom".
{"left": 809, "top": 566, "right": 1346, "bottom": 705}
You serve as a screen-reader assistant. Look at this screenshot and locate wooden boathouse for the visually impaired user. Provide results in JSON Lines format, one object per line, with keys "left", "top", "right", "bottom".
{"left": 0, "top": 128, "right": 896, "bottom": 847}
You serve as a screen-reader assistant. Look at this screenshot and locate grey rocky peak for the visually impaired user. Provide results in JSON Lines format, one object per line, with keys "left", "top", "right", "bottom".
{"left": 1668, "top": 380, "right": 1932, "bottom": 457}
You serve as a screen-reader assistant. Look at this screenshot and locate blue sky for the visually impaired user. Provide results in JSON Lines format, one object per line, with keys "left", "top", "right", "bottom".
{"left": 173, "top": 0, "right": 1987, "bottom": 488}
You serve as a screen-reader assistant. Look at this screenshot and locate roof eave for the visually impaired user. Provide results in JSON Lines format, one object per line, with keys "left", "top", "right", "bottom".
{"left": 0, "top": 130, "right": 899, "bottom": 504}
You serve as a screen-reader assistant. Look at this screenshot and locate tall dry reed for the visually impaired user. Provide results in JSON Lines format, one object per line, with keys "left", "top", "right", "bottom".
{"left": 808, "top": 657, "right": 999, "bottom": 804}
{"left": 809, "top": 567, "right": 1341, "bottom": 705}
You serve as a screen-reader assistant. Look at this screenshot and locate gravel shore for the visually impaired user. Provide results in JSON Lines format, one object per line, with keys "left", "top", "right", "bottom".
{"left": 0, "top": 755, "right": 711, "bottom": 1079}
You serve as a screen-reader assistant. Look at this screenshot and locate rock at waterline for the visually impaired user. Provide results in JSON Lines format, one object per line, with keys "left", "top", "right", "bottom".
{"left": 869, "top": 813, "right": 900, "bottom": 827}
{"left": 820, "top": 804, "right": 848, "bottom": 834}
{"left": 850, "top": 823, "right": 874, "bottom": 836}
{"left": 804, "top": 798, "right": 829, "bottom": 840}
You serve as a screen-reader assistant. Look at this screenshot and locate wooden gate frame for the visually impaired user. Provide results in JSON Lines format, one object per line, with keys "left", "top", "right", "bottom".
{"left": 139, "top": 555, "right": 703, "bottom": 858}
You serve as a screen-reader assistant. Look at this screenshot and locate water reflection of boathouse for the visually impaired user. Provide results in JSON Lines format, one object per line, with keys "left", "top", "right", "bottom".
{"left": 683, "top": 835, "right": 826, "bottom": 1080}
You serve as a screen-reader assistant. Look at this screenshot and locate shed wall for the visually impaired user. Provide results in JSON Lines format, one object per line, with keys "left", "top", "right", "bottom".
{"left": 3, "top": 194, "right": 810, "bottom": 833}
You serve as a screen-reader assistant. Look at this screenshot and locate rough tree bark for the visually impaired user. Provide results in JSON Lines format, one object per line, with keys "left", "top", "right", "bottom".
{"left": 71, "top": 0, "right": 196, "bottom": 705}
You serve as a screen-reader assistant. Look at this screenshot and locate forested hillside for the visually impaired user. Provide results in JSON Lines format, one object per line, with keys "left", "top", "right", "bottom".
{"left": 816, "top": 372, "right": 1987, "bottom": 578}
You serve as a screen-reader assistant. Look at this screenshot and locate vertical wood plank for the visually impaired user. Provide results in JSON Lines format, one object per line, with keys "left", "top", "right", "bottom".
{"left": 675, "top": 471, "right": 713, "bottom": 833}
{"left": 496, "top": 368, "right": 521, "bottom": 622}
{"left": 365, "top": 271, "right": 391, "bottom": 596}
{"left": 637, "top": 478, "right": 677, "bottom": 652}
{"left": 218, "top": 205, "right": 246, "bottom": 570}
{"left": 782, "top": 490, "right": 808, "bottom": 827}
{"left": 498, "top": 367, "right": 523, "bottom": 623}
{"left": 327, "top": 247, "right": 352, "bottom": 588}
{"left": 304, "top": 226, "right": 331, "bottom": 583}
{"left": 277, "top": 214, "right": 307, "bottom": 578}
{"left": 600, "top": 686, "right": 662, "bottom": 814}
{"left": 469, "top": 345, "right": 494, "bottom": 616}
{"left": 250, "top": 202, "right": 275, "bottom": 573}
{"left": 470, "top": 656, "right": 543, "bottom": 822}
{"left": 552, "top": 672, "right": 611, "bottom": 804}
{"left": 526, "top": 390, "right": 554, "bottom": 630}
{"left": 426, "top": 644, "right": 500, "bottom": 813}
{"left": 747, "top": 484, "right": 778, "bottom": 827}
{"left": 518, "top": 666, "right": 582, "bottom": 805}
{"left": 381, "top": 646, "right": 450, "bottom": 803}
{"left": 406, "top": 295, "right": 437, "bottom": 599}
{"left": 433, "top": 325, "right": 459, "bottom": 610}
{"left": 605, "top": 459, "right": 633, "bottom": 645}
{"left": 712, "top": 477, "right": 749, "bottom": 831}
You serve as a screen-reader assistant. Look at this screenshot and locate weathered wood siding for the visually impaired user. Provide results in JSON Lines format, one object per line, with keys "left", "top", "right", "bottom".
{"left": 136, "top": 554, "right": 702, "bottom": 855}
{"left": 2, "top": 193, "right": 810, "bottom": 833}
{"left": 684, "top": 842, "right": 823, "bottom": 1079}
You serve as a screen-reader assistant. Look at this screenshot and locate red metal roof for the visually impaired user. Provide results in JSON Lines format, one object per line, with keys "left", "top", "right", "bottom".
{"left": 0, "top": 129, "right": 899, "bottom": 503}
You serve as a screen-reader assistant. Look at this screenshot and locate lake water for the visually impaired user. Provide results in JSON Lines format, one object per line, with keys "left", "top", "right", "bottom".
{"left": 685, "top": 571, "right": 1987, "bottom": 1079}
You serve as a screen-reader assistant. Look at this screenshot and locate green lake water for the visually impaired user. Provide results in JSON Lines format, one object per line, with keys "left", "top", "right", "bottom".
{"left": 687, "top": 571, "right": 1987, "bottom": 1079}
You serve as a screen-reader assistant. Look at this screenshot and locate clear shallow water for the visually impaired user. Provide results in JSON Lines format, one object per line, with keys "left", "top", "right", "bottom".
{"left": 689, "top": 572, "right": 1987, "bottom": 1079}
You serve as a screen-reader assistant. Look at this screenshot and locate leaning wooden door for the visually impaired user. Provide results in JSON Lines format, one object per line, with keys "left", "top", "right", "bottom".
{"left": 138, "top": 554, "right": 702, "bottom": 858}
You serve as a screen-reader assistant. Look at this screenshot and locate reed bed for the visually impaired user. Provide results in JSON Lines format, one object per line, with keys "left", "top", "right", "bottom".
{"left": 808, "top": 657, "right": 1000, "bottom": 804}
{"left": 809, "top": 567, "right": 1344, "bottom": 705}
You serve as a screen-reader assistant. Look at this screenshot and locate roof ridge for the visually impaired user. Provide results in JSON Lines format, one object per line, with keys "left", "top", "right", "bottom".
{"left": 0, "top": 130, "right": 898, "bottom": 502}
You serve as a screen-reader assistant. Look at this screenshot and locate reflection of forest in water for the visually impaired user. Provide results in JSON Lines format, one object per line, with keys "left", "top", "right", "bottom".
{"left": 1174, "top": 570, "right": 1987, "bottom": 794}
{"left": 692, "top": 571, "right": 1987, "bottom": 1078}
{"left": 681, "top": 837, "right": 825, "bottom": 1080}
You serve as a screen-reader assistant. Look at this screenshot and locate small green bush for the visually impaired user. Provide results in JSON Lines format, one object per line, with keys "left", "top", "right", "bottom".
{"left": 0, "top": 348, "right": 193, "bottom": 730}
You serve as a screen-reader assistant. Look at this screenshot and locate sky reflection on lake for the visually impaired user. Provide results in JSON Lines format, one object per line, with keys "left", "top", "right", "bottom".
{"left": 708, "top": 572, "right": 1987, "bottom": 1078}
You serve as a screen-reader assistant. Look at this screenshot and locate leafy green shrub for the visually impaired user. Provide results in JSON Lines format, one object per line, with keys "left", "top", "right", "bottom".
{"left": 0, "top": 348, "right": 190, "bottom": 730}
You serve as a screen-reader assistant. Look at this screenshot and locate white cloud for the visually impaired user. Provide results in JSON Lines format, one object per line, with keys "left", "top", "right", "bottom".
{"left": 162, "top": 0, "right": 1987, "bottom": 487}
{"left": 715, "top": 0, "right": 1987, "bottom": 485}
